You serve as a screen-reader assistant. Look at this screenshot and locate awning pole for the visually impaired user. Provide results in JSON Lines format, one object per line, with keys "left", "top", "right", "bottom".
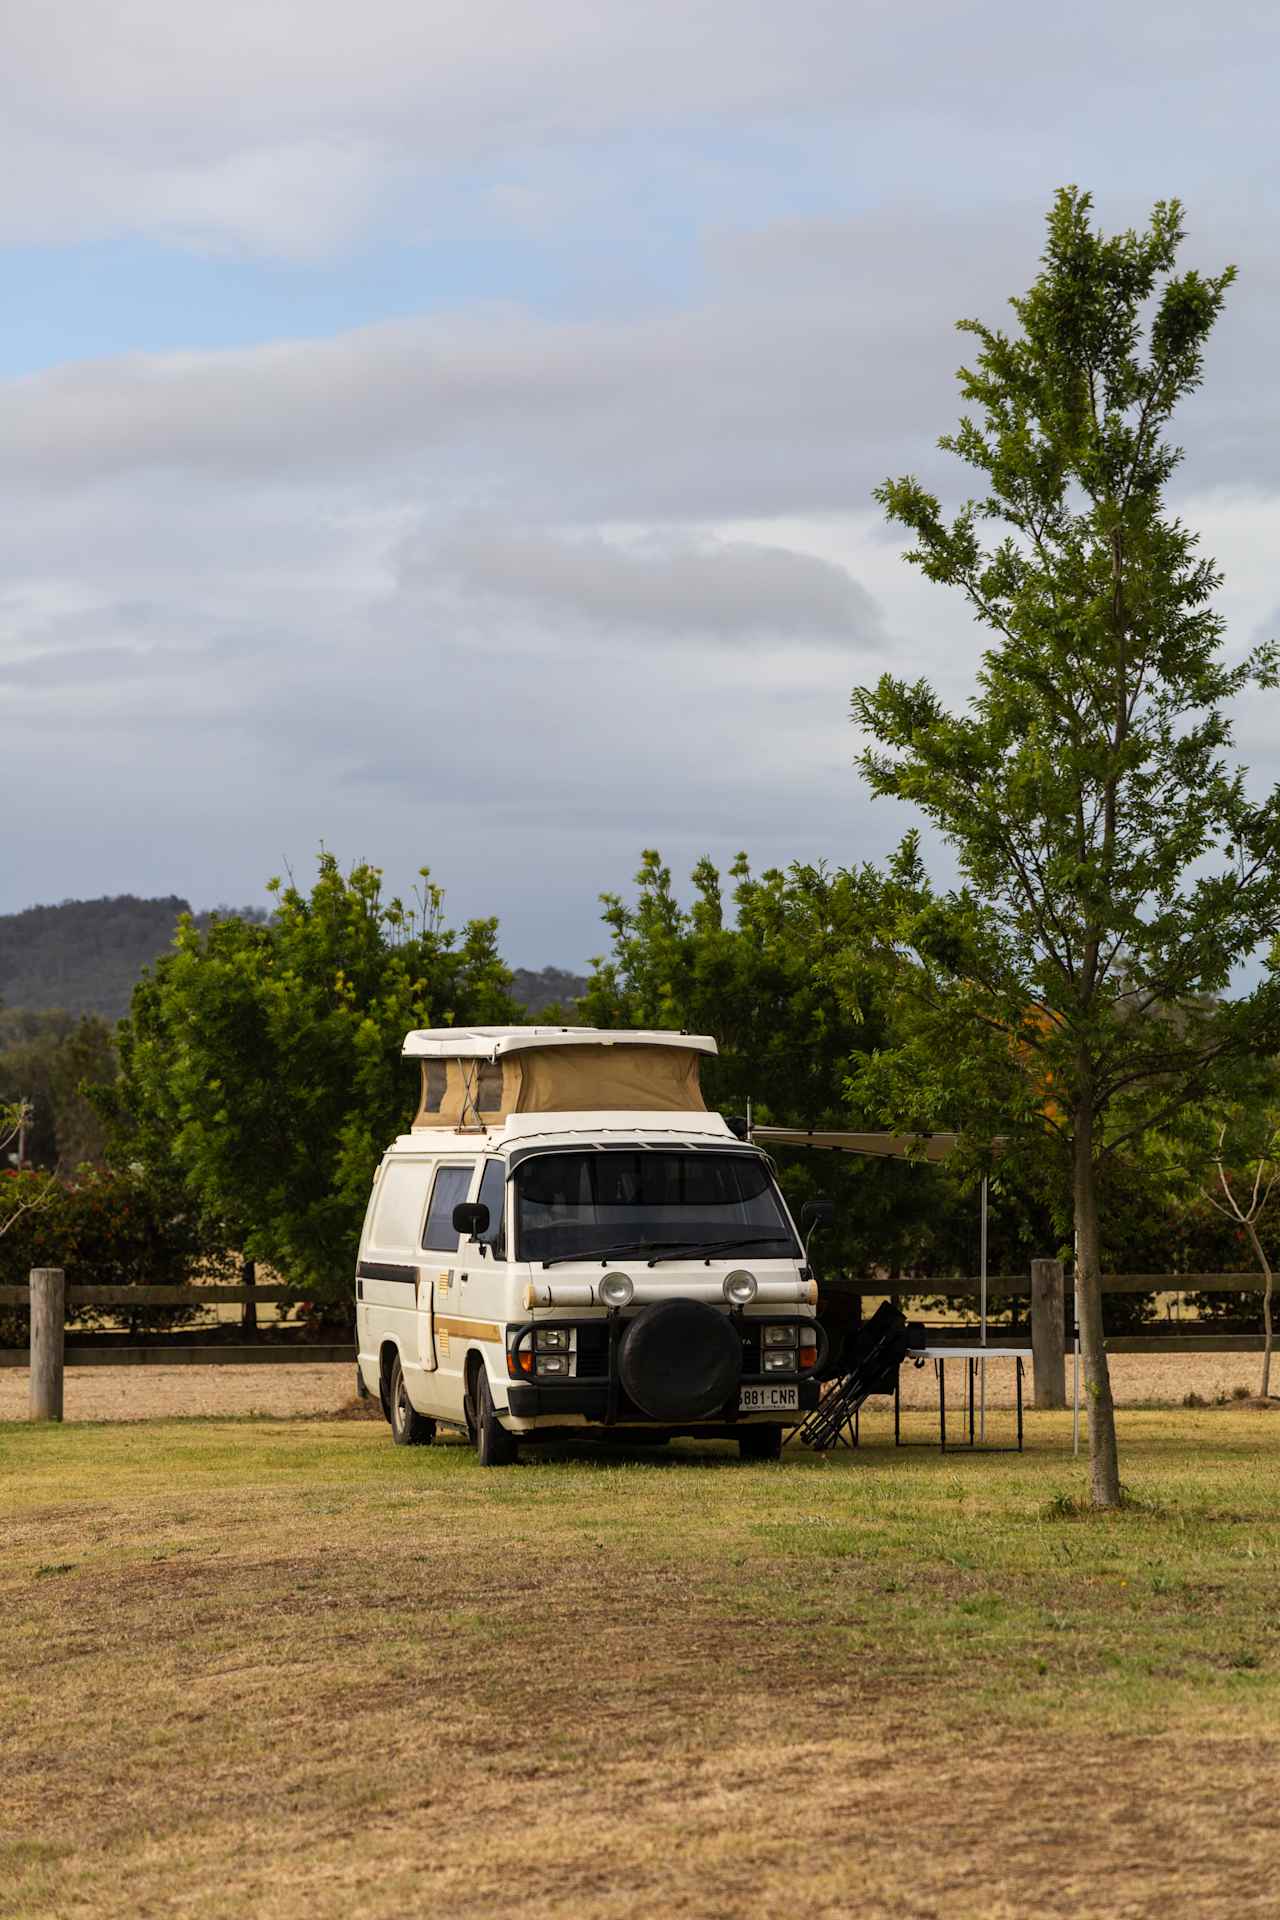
{"left": 979, "top": 1175, "right": 988, "bottom": 1441}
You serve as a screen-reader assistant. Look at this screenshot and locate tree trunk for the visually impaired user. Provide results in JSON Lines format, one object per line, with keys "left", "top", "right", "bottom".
{"left": 1073, "top": 1105, "right": 1122, "bottom": 1508}
{"left": 1243, "top": 1221, "right": 1273, "bottom": 1400}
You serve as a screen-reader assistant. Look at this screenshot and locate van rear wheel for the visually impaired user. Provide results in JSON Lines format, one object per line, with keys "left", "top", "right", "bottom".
{"left": 473, "top": 1365, "right": 519, "bottom": 1468}
{"left": 738, "top": 1424, "right": 784, "bottom": 1462}
{"left": 389, "top": 1355, "right": 435, "bottom": 1447}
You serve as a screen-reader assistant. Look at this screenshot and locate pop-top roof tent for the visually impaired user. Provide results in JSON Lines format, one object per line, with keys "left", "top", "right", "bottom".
{"left": 401, "top": 1026, "right": 718, "bottom": 1130}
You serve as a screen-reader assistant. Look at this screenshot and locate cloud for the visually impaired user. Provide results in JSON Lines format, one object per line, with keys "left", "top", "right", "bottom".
{"left": 0, "top": 198, "right": 1268, "bottom": 521}
{"left": 404, "top": 526, "right": 883, "bottom": 645}
{"left": 4, "top": 2, "right": 1279, "bottom": 257}
{"left": 0, "top": 642, "right": 209, "bottom": 688}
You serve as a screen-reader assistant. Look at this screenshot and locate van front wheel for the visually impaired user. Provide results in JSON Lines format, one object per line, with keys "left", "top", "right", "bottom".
{"left": 389, "top": 1355, "right": 435, "bottom": 1447}
{"left": 473, "top": 1365, "right": 519, "bottom": 1468}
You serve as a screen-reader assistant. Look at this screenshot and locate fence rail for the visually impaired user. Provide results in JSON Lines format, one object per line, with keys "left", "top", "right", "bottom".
{"left": 4, "top": 1343, "right": 354, "bottom": 1370}
{"left": 2, "top": 1273, "right": 1269, "bottom": 1311}
{"left": 0, "top": 1284, "right": 293, "bottom": 1307}
{"left": 826, "top": 1273, "right": 1273, "bottom": 1295}
{"left": 9, "top": 1265, "right": 1275, "bottom": 1419}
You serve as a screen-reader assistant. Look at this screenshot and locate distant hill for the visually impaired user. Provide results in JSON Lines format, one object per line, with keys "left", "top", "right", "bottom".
{"left": 0, "top": 895, "right": 587, "bottom": 1023}
{"left": 0, "top": 895, "right": 195, "bottom": 1020}
{"left": 509, "top": 966, "right": 588, "bottom": 1014}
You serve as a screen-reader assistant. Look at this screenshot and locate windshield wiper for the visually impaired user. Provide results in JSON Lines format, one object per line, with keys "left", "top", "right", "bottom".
{"left": 541, "top": 1239, "right": 699, "bottom": 1269}
{"left": 646, "top": 1236, "right": 792, "bottom": 1267}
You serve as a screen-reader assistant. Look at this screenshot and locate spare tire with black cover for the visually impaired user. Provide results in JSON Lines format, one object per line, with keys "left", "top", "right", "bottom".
{"left": 618, "top": 1299, "right": 743, "bottom": 1422}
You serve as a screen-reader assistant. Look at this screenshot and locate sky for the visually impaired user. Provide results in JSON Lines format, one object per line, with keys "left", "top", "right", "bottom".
{"left": 4, "top": 1, "right": 1280, "bottom": 967}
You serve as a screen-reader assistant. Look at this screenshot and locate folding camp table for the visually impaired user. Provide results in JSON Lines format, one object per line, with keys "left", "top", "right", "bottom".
{"left": 894, "top": 1346, "right": 1025, "bottom": 1453}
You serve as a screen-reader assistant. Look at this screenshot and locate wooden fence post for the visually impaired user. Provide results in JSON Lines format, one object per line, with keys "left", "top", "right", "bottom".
{"left": 1030, "top": 1258, "right": 1066, "bottom": 1409}
{"left": 29, "top": 1267, "right": 66, "bottom": 1422}
{"left": 241, "top": 1258, "right": 258, "bottom": 1340}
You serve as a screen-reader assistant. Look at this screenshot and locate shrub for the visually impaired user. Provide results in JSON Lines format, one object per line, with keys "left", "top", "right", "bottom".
{"left": 0, "top": 1168, "right": 236, "bottom": 1347}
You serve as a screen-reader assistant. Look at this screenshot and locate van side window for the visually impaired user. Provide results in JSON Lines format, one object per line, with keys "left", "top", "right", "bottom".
{"left": 477, "top": 1061, "right": 503, "bottom": 1111}
{"left": 476, "top": 1159, "right": 507, "bottom": 1258}
{"left": 370, "top": 1161, "right": 429, "bottom": 1248}
{"left": 422, "top": 1165, "right": 474, "bottom": 1252}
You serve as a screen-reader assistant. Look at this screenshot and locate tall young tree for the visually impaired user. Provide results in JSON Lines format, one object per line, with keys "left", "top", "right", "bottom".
{"left": 1202, "top": 1116, "right": 1280, "bottom": 1399}
{"left": 853, "top": 189, "right": 1280, "bottom": 1506}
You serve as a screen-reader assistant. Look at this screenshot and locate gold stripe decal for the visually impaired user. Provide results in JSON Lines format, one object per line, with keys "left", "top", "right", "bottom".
{"left": 433, "top": 1316, "right": 501, "bottom": 1342}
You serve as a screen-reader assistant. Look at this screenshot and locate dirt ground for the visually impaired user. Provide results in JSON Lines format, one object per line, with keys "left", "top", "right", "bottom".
{"left": 0, "top": 1349, "right": 1271, "bottom": 1424}
{"left": 4, "top": 1412, "right": 1279, "bottom": 1920}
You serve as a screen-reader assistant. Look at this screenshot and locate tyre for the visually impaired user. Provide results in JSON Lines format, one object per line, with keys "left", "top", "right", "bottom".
{"left": 389, "top": 1354, "right": 435, "bottom": 1447}
{"left": 618, "top": 1299, "right": 742, "bottom": 1421}
{"left": 738, "top": 1424, "right": 783, "bottom": 1462}
{"left": 472, "top": 1364, "right": 519, "bottom": 1467}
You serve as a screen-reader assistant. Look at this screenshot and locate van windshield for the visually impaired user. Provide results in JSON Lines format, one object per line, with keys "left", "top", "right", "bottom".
{"left": 515, "top": 1150, "right": 798, "bottom": 1266}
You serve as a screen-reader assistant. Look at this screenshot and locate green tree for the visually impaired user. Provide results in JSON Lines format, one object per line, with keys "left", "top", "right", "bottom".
{"left": 102, "top": 854, "right": 517, "bottom": 1318}
{"left": 580, "top": 849, "right": 1003, "bottom": 1282}
{"left": 0, "top": 1010, "right": 117, "bottom": 1168}
{"left": 853, "top": 189, "right": 1280, "bottom": 1505}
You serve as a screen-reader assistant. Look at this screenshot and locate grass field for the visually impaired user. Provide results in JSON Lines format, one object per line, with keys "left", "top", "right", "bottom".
{"left": 3, "top": 1407, "right": 1279, "bottom": 1920}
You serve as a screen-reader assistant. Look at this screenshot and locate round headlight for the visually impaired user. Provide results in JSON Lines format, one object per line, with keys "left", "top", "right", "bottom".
{"left": 599, "top": 1271, "right": 634, "bottom": 1308}
{"left": 723, "top": 1270, "right": 757, "bottom": 1305}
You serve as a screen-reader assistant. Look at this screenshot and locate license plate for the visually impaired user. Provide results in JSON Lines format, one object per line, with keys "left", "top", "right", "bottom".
{"left": 739, "top": 1384, "right": 799, "bottom": 1412}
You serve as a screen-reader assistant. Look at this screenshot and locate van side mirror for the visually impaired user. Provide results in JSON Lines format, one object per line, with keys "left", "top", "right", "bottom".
{"left": 800, "top": 1198, "right": 835, "bottom": 1233}
{"left": 452, "top": 1201, "right": 490, "bottom": 1239}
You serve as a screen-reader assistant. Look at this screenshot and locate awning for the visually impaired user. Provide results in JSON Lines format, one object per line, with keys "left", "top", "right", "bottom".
{"left": 750, "top": 1128, "right": 960, "bottom": 1162}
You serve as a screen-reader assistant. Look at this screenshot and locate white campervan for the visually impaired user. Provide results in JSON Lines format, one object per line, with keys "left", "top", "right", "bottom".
{"left": 354, "top": 1027, "right": 828, "bottom": 1464}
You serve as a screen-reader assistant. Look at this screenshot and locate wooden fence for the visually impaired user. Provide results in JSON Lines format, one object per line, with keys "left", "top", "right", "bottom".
{"left": 7, "top": 1265, "right": 1274, "bottom": 1419}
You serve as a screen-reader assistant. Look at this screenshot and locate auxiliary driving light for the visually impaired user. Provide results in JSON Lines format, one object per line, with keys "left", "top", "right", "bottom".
{"left": 600, "top": 1271, "right": 635, "bottom": 1308}
{"left": 722, "top": 1270, "right": 758, "bottom": 1305}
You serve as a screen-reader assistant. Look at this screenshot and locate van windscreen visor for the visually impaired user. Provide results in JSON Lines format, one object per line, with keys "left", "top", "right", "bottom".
{"left": 515, "top": 1150, "right": 798, "bottom": 1265}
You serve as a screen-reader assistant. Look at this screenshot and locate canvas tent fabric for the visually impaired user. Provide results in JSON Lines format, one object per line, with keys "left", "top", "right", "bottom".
{"left": 750, "top": 1128, "right": 960, "bottom": 1162}
{"left": 411, "top": 1043, "right": 708, "bottom": 1128}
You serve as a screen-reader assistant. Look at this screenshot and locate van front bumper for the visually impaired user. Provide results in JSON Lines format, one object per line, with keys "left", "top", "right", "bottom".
{"left": 505, "top": 1378, "right": 822, "bottom": 1421}
{"left": 504, "top": 1310, "right": 826, "bottom": 1427}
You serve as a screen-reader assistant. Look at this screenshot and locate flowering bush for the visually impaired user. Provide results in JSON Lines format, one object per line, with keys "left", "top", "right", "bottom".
{"left": 0, "top": 1167, "right": 236, "bottom": 1347}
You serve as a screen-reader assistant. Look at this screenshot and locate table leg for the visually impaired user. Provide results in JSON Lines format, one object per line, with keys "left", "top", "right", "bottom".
{"left": 1016, "top": 1357, "right": 1024, "bottom": 1452}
